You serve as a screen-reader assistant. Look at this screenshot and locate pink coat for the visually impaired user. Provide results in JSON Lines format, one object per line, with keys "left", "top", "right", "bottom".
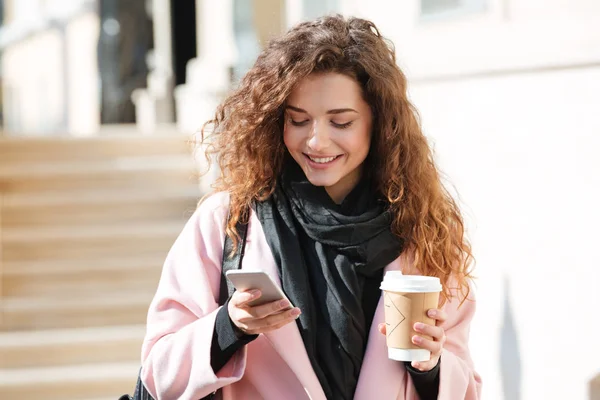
{"left": 141, "top": 192, "right": 482, "bottom": 400}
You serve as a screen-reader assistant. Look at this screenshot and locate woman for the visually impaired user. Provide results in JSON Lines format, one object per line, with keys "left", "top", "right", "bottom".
{"left": 141, "top": 15, "right": 481, "bottom": 400}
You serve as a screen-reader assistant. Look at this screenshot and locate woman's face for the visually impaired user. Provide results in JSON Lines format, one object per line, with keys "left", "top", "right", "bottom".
{"left": 283, "top": 72, "right": 373, "bottom": 203}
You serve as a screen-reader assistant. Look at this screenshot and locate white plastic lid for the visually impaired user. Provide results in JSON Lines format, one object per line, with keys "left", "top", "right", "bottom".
{"left": 388, "top": 348, "right": 431, "bottom": 362}
{"left": 379, "top": 271, "right": 442, "bottom": 293}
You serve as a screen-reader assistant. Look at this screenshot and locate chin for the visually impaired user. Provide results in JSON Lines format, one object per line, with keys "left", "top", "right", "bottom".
{"left": 304, "top": 173, "right": 339, "bottom": 188}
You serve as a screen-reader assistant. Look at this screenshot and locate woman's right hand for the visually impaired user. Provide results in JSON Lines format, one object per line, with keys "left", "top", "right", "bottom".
{"left": 228, "top": 290, "right": 302, "bottom": 335}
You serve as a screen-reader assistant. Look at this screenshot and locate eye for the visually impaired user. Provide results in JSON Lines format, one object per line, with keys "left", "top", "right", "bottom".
{"left": 331, "top": 121, "right": 354, "bottom": 129}
{"left": 289, "top": 118, "right": 309, "bottom": 127}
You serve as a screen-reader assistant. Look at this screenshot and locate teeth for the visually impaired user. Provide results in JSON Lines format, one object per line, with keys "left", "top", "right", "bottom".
{"left": 308, "top": 156, "right": 337, "bottom": 163}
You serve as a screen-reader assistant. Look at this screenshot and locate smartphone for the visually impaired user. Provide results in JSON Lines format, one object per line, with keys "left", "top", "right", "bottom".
{"left": 225, "top": 270, "right": 293, "bottom": 309}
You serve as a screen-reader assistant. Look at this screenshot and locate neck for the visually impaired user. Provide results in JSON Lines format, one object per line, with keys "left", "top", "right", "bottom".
{"left": 325, "top": 166, "right": 363, "bottom": 204}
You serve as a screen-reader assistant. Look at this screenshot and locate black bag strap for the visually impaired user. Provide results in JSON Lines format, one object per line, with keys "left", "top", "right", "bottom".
{"left": 219, "top": 217, "right": 249, "bottom": 304}
{"left": 125, "top": 214, "right": 249, "bottom": 400}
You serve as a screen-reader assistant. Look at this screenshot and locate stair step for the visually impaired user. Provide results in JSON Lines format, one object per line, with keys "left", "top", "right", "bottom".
{"left": 0, "top": 135, "right": 198, "bottom": 398}
{"left": 3, "top": 186, "right": 199, "bottom": 208}
{"left": 3, "top": 256, "right": 164, "bottom": 298}
{"left": 2, "top": 223, "right": 183, "bottom": 262}
{"left": 0, "top": 362, "right": 141, "bottom": 400}
{"left": 0, "top": 155, "right": 194, "bottom": 176}
{"left": 0, "top": 325, "right": 145, "bottom": 368}
{"left": 0, "top": 133, "right": 192, "bottom": 164}
{"left": 2, "top": 292, "right": 153, "bottom": 331}
{"left": 4, "top": 254, "right": 166, "bottom": 275}
{"left": 0, "top": 156, "right": 198, "bottom": 193}
{"left": 2, "top": 187, "right": 199, "bottom": 227}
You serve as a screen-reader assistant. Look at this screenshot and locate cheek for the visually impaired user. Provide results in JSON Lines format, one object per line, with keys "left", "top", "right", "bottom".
{"left": 283, "top": 136, "right": 295, "bottom": 156}
{"left": 283, "top": 125, "right": 292, "bottom": 149}
{"left": 283, "top": 126, "right": 304, "bottom": 150}
{"left": 342, "top": 129, "right": 371, "bottom": 158}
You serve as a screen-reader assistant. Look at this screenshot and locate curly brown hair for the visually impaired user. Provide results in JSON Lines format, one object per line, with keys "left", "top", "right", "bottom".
{"left": 200, "top": 15, "right": 474, "bottom": 305}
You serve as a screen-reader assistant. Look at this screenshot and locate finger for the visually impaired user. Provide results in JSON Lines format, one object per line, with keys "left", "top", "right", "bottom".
{"left": 260, "top": 307, "right": 301, "bottom": 328}
{"left": 263, "top": 318, "right": 296, "bottom": 333}
{"left": 234, "top": 301, "right": 292, "bottom": 325}
{"left": 427, "top": 308, "right": 448, "bottom": 323}
{"left": 230, "top": 290, "right": 261, "bottom": 307}
{"left": 378, "top": 323, "right": 386, "bottom": 335}
{"left": 243, "top": 308, "right": 300, "bottom": 334}
{"left": 412, "top": 335, "right": 443, "bottom": 355}
{"left": 231, "top": 307, "right": 261, "bottom": 324}
{"left": 259, "top": 310, "right": 302, "bottom": 333}
{"left": 244, "top": 307, "right": 301, "bottom": 331}
{"left": 411, "top": 359, "right": 438, "bottom": 372}
{"left": 414, "top": 322, "right": 445, "bottom": 341}
{"left": 246, "top": 298, "right": 292, "bottom": 319}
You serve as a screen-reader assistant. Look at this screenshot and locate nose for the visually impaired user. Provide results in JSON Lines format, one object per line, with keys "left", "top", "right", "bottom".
{"left": 307, "top": 121, "right": 331, "bottom": 152}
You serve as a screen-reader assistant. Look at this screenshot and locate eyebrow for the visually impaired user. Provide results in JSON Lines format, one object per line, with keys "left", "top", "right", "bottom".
{"left": 285, "top": 105, "right": 358, "bottom": 115}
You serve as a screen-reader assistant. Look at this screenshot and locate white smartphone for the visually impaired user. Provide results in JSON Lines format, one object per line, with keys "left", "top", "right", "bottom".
{"left": 225, "top": 270, "right": 293, "bottom": 309}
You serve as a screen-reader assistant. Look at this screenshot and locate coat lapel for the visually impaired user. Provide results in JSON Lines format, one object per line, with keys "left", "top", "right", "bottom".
{"left": 243, "top": 213, "right": 327, "bottom": 400}
{"left": 354, "top": 255, "right": 420, "bottom": 400}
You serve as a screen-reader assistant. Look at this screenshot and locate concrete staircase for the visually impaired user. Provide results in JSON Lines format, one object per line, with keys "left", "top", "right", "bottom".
{"left": 0, "top": 134, "right": 201, "bottom": 399}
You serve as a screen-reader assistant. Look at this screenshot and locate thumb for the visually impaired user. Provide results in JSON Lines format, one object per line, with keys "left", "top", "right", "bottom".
{"left": 378, "top": 323, "right": 387, "bottom": 335}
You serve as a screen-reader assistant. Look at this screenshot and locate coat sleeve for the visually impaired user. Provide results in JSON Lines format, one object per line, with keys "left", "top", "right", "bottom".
{"left": 140, "top": 193, "right": 247, "bottom": 400}
{"left": 438, "top": 283, "right": 482, "bottom": 400}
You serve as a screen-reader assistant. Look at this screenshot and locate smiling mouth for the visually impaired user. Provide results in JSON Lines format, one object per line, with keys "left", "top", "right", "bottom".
{"left": 304, "top": 154, "right": 342, "bottom": 164}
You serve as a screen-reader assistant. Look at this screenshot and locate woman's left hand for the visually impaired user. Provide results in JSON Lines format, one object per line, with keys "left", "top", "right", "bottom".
{"left": 378, "top": 308, "right": 447, "bottom": 372}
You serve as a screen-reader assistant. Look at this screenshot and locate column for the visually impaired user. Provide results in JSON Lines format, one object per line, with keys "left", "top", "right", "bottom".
{"left": 174, "top": 0, "right": 237, "bottom": 134}
{"left": 131, "top": 0, "right": 175, "bottom": 133}
{"left": 174, "top": 0, "right": 237, "bottom": 193}
{"left": 285, "top": 0, "right": 304, "bottom": 28}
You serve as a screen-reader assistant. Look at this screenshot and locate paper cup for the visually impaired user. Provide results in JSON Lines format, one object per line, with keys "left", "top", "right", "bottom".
{"left": 380, "top": 272, "right": 442, "bottom": 362}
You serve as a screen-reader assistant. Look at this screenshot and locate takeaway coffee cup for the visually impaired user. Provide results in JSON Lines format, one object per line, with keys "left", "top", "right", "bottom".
{"left": 380, "top": 271, "right": 442, "bottom": 362}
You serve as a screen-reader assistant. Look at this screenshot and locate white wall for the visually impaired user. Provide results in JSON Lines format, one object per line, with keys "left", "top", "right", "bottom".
{"left": 65, "top": 12, "right": 100, "bottom": 136}
{"left": 410, "top": 66, "right": 600, "bottom": 400}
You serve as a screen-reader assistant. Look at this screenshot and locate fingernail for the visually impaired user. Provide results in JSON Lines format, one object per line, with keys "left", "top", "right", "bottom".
{"left": 279, "top": 299, "right": 290, "bottom": 308}
{"left": 428, "top": 309, "right": 437, "bottom": 317}
{"left": 414, "top": 322, "right": 425, "bottom": 331}
{"left": 413, "top": 335, "right": 422, "bottom": 344}
{"left": 291, "top": 308, "right": 301, "bottom": 316}
{"left": 412, "top": 361, "right": 420, "bottom": 369}
{"left": 250, "top": 290, "right": 261, "bottom": 298}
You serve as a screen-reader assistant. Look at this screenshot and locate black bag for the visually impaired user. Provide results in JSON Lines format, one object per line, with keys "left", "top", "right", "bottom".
{"left": 119, "top": 218, "right": 248, "bottom": 400}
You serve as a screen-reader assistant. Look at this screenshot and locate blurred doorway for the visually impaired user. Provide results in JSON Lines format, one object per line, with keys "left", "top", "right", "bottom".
{"left": 98, "top": 0, "right": 153, "bottom": 124}
{"left": 170, "top": 0, "right": 197, "bottom": 87}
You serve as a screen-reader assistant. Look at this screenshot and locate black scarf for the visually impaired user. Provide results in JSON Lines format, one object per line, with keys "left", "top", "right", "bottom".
{"left": 253, "top": 161, "right": 403, "bottom": 399}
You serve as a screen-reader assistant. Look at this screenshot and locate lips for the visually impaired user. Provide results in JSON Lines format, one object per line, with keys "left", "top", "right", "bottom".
{"left": 303, "top": 153, "right": 343, "bottom": 169}
{"left": 307, "top": 155, "right": 338, "bottom": 163}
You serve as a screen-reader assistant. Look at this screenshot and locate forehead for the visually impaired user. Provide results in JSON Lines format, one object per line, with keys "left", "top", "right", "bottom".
{"left": 286, "top": 72, "right": 366, "bottom": 109}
